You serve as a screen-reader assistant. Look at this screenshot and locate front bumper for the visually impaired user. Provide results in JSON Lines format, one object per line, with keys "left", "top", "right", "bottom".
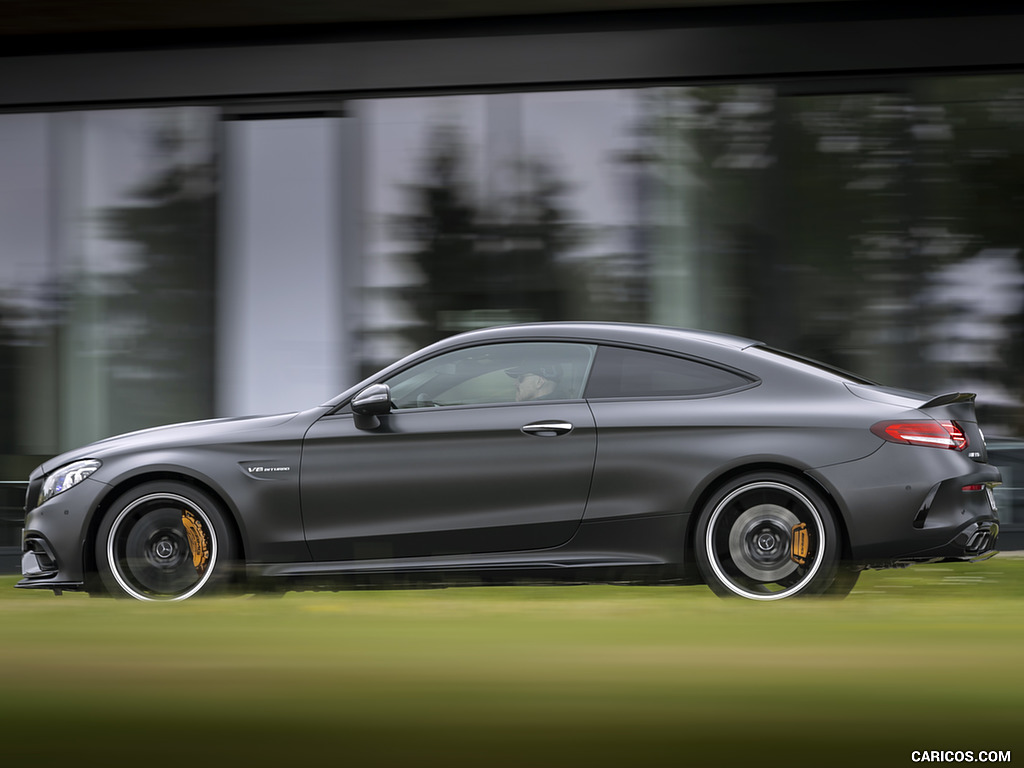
{"left": 17, "top": 535, "right": 86, "bottom": 593}
{"left": 16, "top": 475, "right": 107, "bottom": 593}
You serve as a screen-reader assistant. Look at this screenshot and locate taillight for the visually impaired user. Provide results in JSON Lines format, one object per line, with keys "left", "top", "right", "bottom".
{"left": 871, "top": 420, "right": 968, "bottom": 451}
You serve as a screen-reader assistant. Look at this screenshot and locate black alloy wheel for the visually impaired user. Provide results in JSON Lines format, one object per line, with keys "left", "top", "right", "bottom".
{"left": 695, "top": 472, "right": 842, "bottom": 600}
{"left": 96, "top": 481, "right": 237, "bottom": 601}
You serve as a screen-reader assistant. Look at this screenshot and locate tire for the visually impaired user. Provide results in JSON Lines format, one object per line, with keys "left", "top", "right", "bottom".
{"left": 695, "top": 472, "right": 841, "bottom": 601}
{"left": 96, "top": 481, "right": 238, "bottom": 602}
{"left": 823, "top": 564, "right": 861, "bottom": 598}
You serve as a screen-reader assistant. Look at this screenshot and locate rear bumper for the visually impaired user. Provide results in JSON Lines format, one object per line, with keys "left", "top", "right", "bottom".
{"left": 887, "top": 517, "right": 1000, "bottom": 563}
{"left": 810, "top": 442, "right": 1002, "bottom": 565}
{"left": 896, "top": 477, "right": 1000, "bottom": 562}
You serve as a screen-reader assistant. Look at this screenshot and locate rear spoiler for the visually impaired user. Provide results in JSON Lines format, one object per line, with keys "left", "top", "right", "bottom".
{"left": 920, "top": 392, "right": 976, "bottom": 408}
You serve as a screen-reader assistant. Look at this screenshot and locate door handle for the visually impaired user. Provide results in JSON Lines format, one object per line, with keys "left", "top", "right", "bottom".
{"left": 521, "top": 421, "right": 574, "bottom": 437}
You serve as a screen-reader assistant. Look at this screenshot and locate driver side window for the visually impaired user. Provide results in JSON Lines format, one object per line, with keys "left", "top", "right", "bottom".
{"left": 386, "top": 342, "right": 596, "bottom": 409}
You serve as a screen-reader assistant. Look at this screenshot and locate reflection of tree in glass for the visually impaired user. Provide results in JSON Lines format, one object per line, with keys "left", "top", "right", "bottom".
{"left": 801, "top": 79, "right": 1024, "bottom": 430}
{"left": 0, "top": 272, "right": 63, "bottom": 459}
{"left": 620, "top": 86, "right": 784, "bottom": 339}
{"left": 393, "top": 124, "right": 581, "bottom": 350}
{"left": 98, "top": 120, "right": 216, "bottom": 434}
{"left": 912, "top": 77, "right": 1024, "bottom": 431}
{"left": 0, "top": 308, "right": 16, "bottom": 452}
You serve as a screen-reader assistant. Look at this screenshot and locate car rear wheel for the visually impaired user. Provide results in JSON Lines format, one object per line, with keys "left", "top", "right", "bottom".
{"left": 824, "top": 564, "right": 861, "bottom": 598}
{"left": 695, "top": 472, "right": 841, "bottom": 600}
{"left": 96, "top": 481, "right": 238, "bottom": 602}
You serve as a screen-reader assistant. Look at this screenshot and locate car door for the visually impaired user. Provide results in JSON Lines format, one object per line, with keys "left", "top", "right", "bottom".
{"left": 581, "top": 344, "right": 759, "bottom": 524}
{"left": 299, "top": 342, "right": 598, "bottom": 562}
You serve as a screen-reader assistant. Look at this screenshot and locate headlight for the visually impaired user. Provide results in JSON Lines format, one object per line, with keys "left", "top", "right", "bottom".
{"left": 39, "top": 459, "right": 101, "bottom": 505}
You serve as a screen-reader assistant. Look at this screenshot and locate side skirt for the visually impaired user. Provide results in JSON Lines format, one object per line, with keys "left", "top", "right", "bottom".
{"left": 254, "top": 550, "right": 666, "bottom": 579}
{"left": 250, "top": 511, "right": 697, "bottom": 587}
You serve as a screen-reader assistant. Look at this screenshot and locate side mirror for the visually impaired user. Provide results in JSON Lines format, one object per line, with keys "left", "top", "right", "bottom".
{"left": 352, "top": 383, "right": 392, "bottom": 415}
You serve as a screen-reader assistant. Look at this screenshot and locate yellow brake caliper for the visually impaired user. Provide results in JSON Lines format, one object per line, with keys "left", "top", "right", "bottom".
{"left": 181, "top": 510, "right": 211, "bottom": 575}
{"left": 791, "top": 522, "right": 810, "bottom": 566}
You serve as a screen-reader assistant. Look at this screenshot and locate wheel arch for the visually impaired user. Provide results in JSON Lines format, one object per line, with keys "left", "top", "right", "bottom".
{"left": 82, "top": 470, "right": 246, "bottom": 590}
{"left": 684, "top": 461, "right": 853, "bottom": 565}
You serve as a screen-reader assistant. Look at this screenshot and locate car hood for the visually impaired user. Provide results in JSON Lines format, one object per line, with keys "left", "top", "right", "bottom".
{"left": 33, "top": 411, "right": 310, "bottom": 479}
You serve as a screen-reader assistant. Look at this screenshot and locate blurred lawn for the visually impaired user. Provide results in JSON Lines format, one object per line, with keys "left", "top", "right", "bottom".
{"left": 2, "top": 560, "right": 1022, "bottom": 767}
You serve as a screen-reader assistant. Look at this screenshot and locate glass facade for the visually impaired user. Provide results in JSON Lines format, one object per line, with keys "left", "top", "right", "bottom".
{"left": 357, "top": 78, "right": 1024, "bottom": 448}
{"left": 0, "top": 108, "right": 217, "bottom": 470}
{"left": 218, "top": 116, "right": 349, "bottom": 417}
{"left": 3, "top": 73, "right": 1024, "bottom": 552}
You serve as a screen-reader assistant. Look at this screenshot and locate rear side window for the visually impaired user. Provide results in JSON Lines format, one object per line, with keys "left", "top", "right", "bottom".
{"left": 584, "top": 345, "right": 753, "bottom": 399}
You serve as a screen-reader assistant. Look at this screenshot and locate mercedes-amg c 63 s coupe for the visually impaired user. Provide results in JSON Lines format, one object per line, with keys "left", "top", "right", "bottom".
{"left": 18, "top": 322, "right": 1001, "bottom": 601}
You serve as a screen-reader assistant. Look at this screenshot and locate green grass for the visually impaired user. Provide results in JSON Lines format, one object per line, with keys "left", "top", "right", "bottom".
{"left": 2, "top": 560, "right": 1023, "bottom": 767}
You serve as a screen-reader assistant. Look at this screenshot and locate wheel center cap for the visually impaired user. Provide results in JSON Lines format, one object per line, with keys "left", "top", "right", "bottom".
{"left": 756, "top": 532, "right": 777, "bottom": 551}
{"left": 154, "top": 539, "right": 176, "bottom": 559}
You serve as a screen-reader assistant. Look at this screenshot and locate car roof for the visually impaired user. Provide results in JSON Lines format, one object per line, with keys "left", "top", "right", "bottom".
{"left": 445, "top": 322, "right": 762, "bottom": 352}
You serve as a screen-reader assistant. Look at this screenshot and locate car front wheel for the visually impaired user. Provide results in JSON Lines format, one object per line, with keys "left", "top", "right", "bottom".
{"left": 695, "top": 472, "right": 841, "bottom": 600}
{"left": 96, "top": 481, "right": 237, "bottom": 602}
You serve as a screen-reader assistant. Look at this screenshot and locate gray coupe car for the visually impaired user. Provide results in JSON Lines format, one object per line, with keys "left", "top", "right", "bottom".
{"left": 18, "top": 322, "right": 1001, "bottom": 602}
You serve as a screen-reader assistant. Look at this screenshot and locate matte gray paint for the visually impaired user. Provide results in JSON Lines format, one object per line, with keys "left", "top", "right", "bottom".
{"left": 300, "top": 402, "right": 597, "bottom": 560}
{"left": 17, "top": 322, "right": 1002, "bottom": 595}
